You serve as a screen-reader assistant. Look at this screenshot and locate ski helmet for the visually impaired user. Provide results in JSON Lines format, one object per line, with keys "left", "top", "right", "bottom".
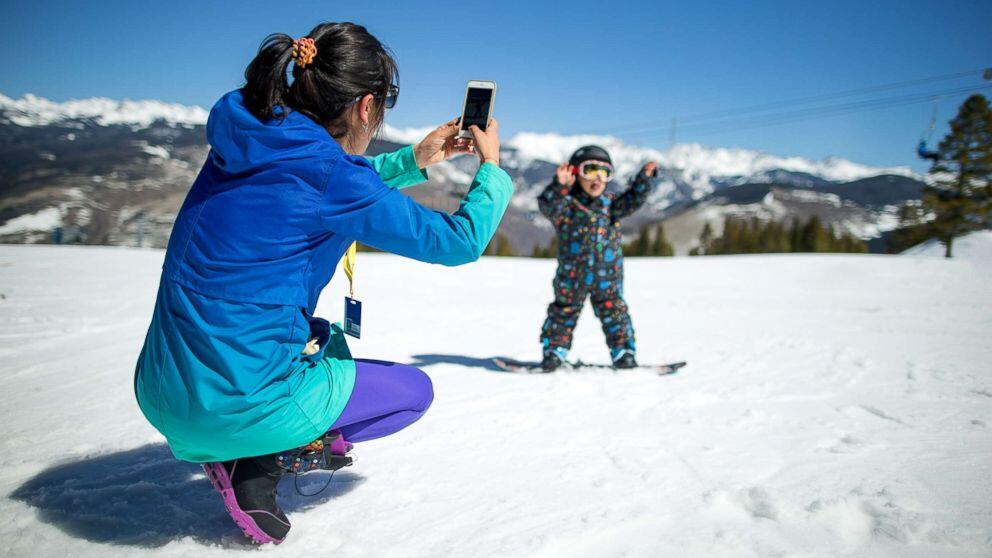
{"left": 568, "top": 145, "right": 612, "bottom": 167}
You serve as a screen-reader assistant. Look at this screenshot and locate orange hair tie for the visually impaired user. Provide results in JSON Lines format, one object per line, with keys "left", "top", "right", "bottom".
{"left": 291, "top": 37, "right": 317, "bottom": 68}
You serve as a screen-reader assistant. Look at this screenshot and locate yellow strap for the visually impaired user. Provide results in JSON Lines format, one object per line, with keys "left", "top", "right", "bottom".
{"left": 343, "top": 242, "right": 357, "bottom": 298}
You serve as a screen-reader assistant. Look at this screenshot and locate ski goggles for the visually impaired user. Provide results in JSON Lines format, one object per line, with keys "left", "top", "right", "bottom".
{"left": 576, "top": 160, "right": 614, "bottom": 181}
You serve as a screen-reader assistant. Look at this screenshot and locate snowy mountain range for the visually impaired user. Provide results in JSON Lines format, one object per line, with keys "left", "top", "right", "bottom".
{"left": 1, "top": 93, "right": 926, "bottom": 253}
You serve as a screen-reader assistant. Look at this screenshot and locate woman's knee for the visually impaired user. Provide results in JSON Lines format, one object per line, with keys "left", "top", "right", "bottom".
{"left": 402, "top": 365, "right": 434, "bottom": 413}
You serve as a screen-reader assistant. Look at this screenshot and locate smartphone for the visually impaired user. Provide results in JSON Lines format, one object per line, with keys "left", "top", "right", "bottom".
{"left": 458, "top": 80, "right": 497, "bottom": 139}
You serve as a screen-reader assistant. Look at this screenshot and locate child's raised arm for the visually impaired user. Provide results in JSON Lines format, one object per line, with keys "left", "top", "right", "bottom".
{"left": 610, "top": 162, "right": 659, "bottom": 219}
{"left": 538, "top": 163, "right": 575, "bottom": 226}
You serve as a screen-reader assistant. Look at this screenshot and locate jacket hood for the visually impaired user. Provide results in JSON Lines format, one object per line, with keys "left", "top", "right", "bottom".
{"left": 205, "top": 90, "right": 342, "bottom": 175}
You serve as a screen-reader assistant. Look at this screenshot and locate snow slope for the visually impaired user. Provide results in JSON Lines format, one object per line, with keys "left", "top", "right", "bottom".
{"left": 0, "top": 246, "right": 990, "bottom": 557}
{"left": 902, "top": 230, "right": 992, "bottom": 263}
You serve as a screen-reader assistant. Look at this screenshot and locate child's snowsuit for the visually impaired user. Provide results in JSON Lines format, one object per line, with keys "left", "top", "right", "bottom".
{"left": 538, "top": 170, "right": 659, "bottom": 358}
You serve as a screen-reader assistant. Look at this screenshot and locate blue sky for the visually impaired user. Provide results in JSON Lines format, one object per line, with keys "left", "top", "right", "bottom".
{"left": 2, "top": 0, "right": 989, "bottom": 171}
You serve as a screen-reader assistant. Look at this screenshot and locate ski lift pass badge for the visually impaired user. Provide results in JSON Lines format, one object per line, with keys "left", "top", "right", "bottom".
{"left": 344, "top": 297, "right": 362, "bottom": 339}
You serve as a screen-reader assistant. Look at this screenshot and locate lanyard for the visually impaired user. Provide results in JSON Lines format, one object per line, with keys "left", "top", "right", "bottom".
{"left": 343, "top": 241, "right": 357, "bottom": 298}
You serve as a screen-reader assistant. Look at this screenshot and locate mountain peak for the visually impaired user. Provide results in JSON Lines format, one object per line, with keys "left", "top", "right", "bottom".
{"left": 503, "top": 131, "right": 916, "bottom": 183}
{"left": 0, "top": 93, "right": 208, "bottom": 128}
{"left": 2, "top": 92, "right": 916, "bottom": 184}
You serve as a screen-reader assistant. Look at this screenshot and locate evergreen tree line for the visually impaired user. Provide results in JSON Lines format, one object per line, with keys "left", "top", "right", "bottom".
{"left": 623, "top": 223, "right": 675, "bottom": 257}
{"left": 689, "top": 215, "right": 868, "bottom": 256}
{"left": 484, "top": 232, "right": 517, "bottom": 257}
{"left": 893, "top": 94, "right": 991, "bottom": 257}
{"left": 531, "top": 236, "right": 558, "bottom": 258}
{"left": 529, "top": 223, "right": 676, "bottom": 258}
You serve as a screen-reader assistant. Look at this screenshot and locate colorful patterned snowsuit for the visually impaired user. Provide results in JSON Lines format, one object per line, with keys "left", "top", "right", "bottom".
{"left": 538, "top": 171, "right": 659, "bottom": 357}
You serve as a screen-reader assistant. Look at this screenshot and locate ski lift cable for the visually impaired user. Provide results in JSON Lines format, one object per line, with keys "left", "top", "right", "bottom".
{"left": 625, "top": 84, "right": 992, "bottom": 141}
{"left": 578, "top": 67, "right": 991, "bottom": 136}
{"left": 673, "top": 69, "right": 986, "bottom": 125}
{"left": 661, "top": 83, "right": 992, "bottom": 136}
{"left": 689, "top": 86, "right": 992, "bottom": 140}
{"left": 618, "top": 83, "right": 992, "bottom": 139}
{"left": 659, "top": 85, "right": 992, "bottom": 140}
{"left": 920, "top": 97, "right": 939, "bottom": 142}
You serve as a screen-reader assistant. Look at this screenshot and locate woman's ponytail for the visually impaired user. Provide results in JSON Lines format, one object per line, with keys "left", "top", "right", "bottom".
{"left": 240, "top": 23, "right": 398, "bottom": 136}
{"left": 243, "top": 33, "right": 295, "bottom": 122}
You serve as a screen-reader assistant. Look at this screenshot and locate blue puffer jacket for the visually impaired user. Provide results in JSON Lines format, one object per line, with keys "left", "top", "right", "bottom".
{"left": 134, "top": 90, "right": 513, "bottom": 462}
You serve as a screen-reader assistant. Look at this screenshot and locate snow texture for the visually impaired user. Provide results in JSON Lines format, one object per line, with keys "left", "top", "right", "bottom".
{"left": 505, "top": 132, "right": 917, "bottom": 183}
{"left": 0, "top": 208, "right": 62, "bottom": 235}
{"left": 380, "top": 123, "right": 437, "bottom": 145}
{"left": 0, "top": 93, "right": 208, "bottom": 128}
{"left": 0, "top": 246, "right": 989, "bottom": 556}
{"left": 902, "top": 230, "right": 992, "bottom": 264}
{"left": 3, "top": 93, "right": 915, "bottom": 185}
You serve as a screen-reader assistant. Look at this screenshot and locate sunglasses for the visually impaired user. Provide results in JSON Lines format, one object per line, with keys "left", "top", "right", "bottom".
{"left": 379, "top": 84, "right": 399, "bottom": 109}
{"left": 349, "top": 84, "right": 399, "bottom": 110}
{"left": 577, "top": 161, "right": 614, "bottom": 181}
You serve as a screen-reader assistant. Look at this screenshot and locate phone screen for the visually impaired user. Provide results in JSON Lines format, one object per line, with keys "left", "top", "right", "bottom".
{"left": 461, "top": 87, "right": 493, "bottom": 131}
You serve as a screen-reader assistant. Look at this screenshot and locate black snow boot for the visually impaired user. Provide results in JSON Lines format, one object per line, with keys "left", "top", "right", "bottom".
{"left": 202, "top": 455, "right": 291, "bottom": 544}
{"left": 540, "top": 351, "right": 563, "bottom": 372}
{"left": 613, "top": 352, "right": 638, "bottom": 369}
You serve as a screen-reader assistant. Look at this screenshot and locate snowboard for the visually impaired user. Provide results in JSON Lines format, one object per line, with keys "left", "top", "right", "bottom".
{"left": 493, "top": 357, "right": 687, "bottom": 376}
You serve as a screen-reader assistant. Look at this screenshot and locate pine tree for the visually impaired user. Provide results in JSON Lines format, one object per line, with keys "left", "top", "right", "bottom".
{"left": 651, "top": 223, "right": 675, "bottom": 256}
{"left": 718, "top": 217, "right": 738, "bottom": 254}
{"left": 799, "top": 215, "right": 831, "bottom": 252}
{"left": 499, "top": 236, "right": 516, "bottom": 256}
{"left": 922, "top": 94, "right": 992, "bottom": 258}
{"left": 547, "top": 236, "right": 558, "bottom": 258}
{"left": 890, "top": 202, "right": 933, "bottom": 253}
{"left": 772, "top": 220, "right": 791, "bottom": 252}
{"left": 485, "top": 232, "right": 513, "bottom": 256}
{"left": 624, "top": 225, "right": 652, "bottom": 256}
{"left": 489, "top": 232, "right": 516, "bottom": 257}
{"left": 698, "top": 222, "right": 714, "bottom": 255}
{"left": 788, "top": 216, "right": 803, "bottom": 252}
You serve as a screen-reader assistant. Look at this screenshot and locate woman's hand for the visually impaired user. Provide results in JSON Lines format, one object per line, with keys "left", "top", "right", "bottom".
{"left": 641, "top": 161, "right": 659, "bottom": 178}
{"left": 556, "top": 163, "right": 575, "bottom": 187}
{"left": 413, "top": 118, "right": 474, "bottom": 169}
{"left": 469, "top": 118, "right": 500, "bottom": 166}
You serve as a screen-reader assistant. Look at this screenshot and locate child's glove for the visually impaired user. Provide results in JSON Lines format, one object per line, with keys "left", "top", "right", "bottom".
{"left": 555, "top": 163, "right": 576, "bottom": 187}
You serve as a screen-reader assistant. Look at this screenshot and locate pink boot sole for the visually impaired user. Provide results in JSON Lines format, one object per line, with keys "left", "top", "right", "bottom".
{"left": 202, "top": 462, "right": 286, "bottom": 545}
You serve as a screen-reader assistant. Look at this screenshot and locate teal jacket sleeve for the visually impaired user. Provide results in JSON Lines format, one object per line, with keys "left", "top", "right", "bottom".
{"left": 366, "top": 145, "right": 428, "bottom": 190}
{"left": 319, "top": 154, "right": 514, "bottom": 266}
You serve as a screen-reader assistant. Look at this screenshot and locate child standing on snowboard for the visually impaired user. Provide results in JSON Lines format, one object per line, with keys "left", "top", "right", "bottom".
{"left": 538, "top": 145, "right": 659, "bottom": 371}
{"left": 133, "top": 22, "right": 511, "bottom": 544}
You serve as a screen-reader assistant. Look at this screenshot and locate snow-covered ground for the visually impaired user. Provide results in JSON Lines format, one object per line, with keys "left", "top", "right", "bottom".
{"left": 0, "top": 246, "right": 989, "bottom": 557}
{"left": 902, "top": 230, "right": 992, "bottom": 264}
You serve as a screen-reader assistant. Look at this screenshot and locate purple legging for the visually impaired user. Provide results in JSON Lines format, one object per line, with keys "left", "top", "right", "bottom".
{"left": 328, "top": 359, "right": 434, "bottom": 443}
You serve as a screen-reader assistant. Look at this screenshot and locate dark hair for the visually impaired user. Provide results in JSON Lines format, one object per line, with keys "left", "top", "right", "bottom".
{"left": 242, "top": 22, "right": 398, "bottom": 138}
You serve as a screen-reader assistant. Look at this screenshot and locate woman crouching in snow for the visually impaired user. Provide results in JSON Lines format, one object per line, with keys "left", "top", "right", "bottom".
{"left": 133, "top": 22, "right": 511, "bottom": 544}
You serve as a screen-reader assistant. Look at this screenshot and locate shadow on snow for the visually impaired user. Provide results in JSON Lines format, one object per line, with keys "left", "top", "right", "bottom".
{"left": 10, "top": 443, "right": 364, "bottom": 548}
{"left": 408, "top": 353, "right": 516, "bottom": 372}
{"left": 407, "top": 354, "right": 538, "bottom": 372}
